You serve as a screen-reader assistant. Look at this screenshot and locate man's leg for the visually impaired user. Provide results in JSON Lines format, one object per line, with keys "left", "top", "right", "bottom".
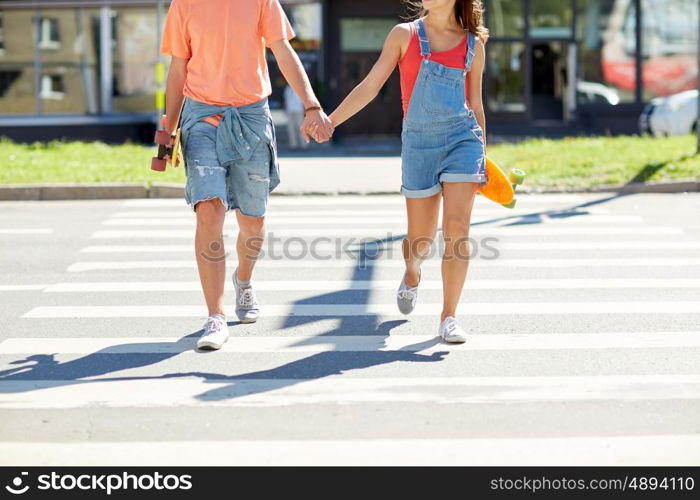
{"left": 235, "top": 211, "right": 265, "bottom": 282}
{"left": 194, "top": 199, "right": 227, "bottom": 316}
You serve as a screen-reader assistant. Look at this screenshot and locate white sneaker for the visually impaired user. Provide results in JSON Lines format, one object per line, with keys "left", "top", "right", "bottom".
{"left": 439, "top": 316, "right": 467, "bottom": 344}
{"left": 196, "top": 314, "right": 229, "bottom": 350}
{"left": 396, "top": 271, "right": 420, "bottom": 315}
{"left": 233, "top": 268, "right": 259, "bottom": 323}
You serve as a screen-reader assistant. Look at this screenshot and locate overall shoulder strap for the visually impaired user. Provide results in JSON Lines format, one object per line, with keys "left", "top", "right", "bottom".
{"left": 466, "top": 31, "right": 476, "bottom": 72}
{"left": 415, "top": 18, "right": 431, "bottom": 58}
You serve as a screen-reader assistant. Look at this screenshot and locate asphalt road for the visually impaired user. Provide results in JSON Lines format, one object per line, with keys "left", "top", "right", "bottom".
{"left": 0, "top": 192, "right": 699, "bottom": 465}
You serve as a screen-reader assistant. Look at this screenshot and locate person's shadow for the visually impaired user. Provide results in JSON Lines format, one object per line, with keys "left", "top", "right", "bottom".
{"left": 0, "top": 194, "right": 628, "bottom": 401}
{"left": 160, "top": 235, "right": 449, "bottom": 401}
{"left": 0, "top": 235, "right": 448, "bottom": 401}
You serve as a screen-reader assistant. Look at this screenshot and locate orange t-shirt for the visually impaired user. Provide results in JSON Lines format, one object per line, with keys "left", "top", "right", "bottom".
{"left": 160, "top": 0, "right": 295, "bottom": 125}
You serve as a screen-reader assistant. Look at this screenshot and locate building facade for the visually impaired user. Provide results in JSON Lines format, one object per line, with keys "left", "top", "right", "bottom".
{"left": 0, "top": 0, "right": 697, "bottom": 141}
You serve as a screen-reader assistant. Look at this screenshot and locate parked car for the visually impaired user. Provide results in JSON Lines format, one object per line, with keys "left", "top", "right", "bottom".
{"left": 577, "top": 81, "right": 621, "bottom": 106}
{"left": 639, "top": 90, "right": 698, "bottom": 136}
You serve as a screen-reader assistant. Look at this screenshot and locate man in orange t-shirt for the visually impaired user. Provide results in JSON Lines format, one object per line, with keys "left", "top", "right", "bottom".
{"left": 160, "top": 0, "right": 333, "bottom": 350}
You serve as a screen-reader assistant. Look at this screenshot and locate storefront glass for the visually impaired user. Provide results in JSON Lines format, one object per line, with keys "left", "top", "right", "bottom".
{"left": 639, "top": 0, "right": 698, "bottom": 99}
{"left": 111, "top": 7, "right": 159, "bottom": 113}
{"left": 530, "top": 0, "right": 574, "bottom": 38}
{"left": 268, "top": 1, "right": 322, "bottom": 109}
{"left": 486, "top": 41, "right": 527, "bottom": 112}
{"left": 577, "top": 0, "right": 636, "bottom": 104}
{"left": 485, "top": 0, "right": 525, "bottom": 37}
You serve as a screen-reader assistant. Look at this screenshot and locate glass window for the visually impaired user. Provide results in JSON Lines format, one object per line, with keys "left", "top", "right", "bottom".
{"left": 39, "top": 18, "right": 61, "bottom": 49}
{"left": 111, "top": 7, "right": 159, "bottom": 113}
{"left": 0, "top": 9, "right": 38, "bottom": 113}
{"left": 530, "top": 0, "right": 574, "bottom": 38}
{"left": 39, "top": 74, "right": 64, "bottom": 99}
{"left": 577, "top": 0, "right": 636, "bottom": 104}
{"left": 0, "top": 12, "right": 5, "bottom": 53}
{"left": 484, "top": 0, "right": 525, "bottom": 37}
{"left": 486, "top": 41, "right": 527, "bottom": 112}
{"left": 268, "top": 2, "right": 322, "bottom": 109}
{"left": 640, "top": 0, "right": 698, "bottom": 99}
{"left": 340, "top": 18, "right": 396, "bottom": 52}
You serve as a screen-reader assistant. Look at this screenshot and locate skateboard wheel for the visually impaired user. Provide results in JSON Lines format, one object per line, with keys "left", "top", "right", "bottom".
{"left": 509, "top": 169, "right": 526, "bottom": 185}
{"left": 151, "top": 157, "right": 167, "bottom": 172}
{"left": 502, "top": 199, "right": 517, "bottom": 209}
{"left": 154, "top": 130, "right": 171, "bottom": 145}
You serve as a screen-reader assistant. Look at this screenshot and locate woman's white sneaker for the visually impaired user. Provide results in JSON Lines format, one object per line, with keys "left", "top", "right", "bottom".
{"left": 439, "top": 316, "right": 467, "bottom": 344}
{"left": 196, "top": 314, "right": 229, "bottom": 350}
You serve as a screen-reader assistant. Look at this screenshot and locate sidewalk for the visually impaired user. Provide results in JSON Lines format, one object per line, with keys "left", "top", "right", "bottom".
{"left": 276, "top": 155, "right": 401, "bottom": 195}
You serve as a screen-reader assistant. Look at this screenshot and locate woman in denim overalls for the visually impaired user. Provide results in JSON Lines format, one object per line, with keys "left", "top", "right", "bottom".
{"left": 329, "top": 0, "right": 488, "bottom": 342}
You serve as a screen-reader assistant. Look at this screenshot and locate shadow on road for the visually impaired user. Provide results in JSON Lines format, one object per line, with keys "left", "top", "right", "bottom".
{"left": 0, "top": 193, "right": 628, "bottom": 400}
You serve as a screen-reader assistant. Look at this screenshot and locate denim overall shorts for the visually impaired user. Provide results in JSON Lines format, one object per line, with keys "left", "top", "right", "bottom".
{"left": 401, "top": 18, "right": 487, "bottom": 198}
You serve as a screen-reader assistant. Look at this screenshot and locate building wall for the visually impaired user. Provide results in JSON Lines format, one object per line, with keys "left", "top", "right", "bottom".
{"left": 0, "top": 0, "right": 697, "bottom": 141}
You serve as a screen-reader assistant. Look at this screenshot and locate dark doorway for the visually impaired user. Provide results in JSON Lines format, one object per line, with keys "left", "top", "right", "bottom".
{"left": 530, "top": 41, "right": 568, "bottom": 121}
{"left": 338, "top": 52, "right": 402, "bottom": 136}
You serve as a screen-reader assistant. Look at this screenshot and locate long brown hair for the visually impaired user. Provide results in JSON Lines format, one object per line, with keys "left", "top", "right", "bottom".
{"left": 404, "top": 0, "right": 489, "bottom": 44}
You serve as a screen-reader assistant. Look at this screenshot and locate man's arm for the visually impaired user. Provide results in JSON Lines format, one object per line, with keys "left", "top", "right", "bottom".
{"left": 164, "top": 56, "right": 188, "bottom": 133}
{"left": 269, "top": 39, "right": 333, "bottom": 143}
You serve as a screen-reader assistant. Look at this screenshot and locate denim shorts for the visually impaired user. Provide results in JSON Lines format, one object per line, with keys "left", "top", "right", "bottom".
{"left": 182, "top": 120, "right": 272, "bottom": 217}
{"left": 400, "top": 115, "right": 487, "bottom": 199}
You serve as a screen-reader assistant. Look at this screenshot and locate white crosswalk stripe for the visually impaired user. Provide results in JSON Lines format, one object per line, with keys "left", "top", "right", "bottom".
{"left": 90, "top": 226, "right": 683, "bottom": 238}
{"left": 4, "top": 435, "right": 698, "bottom": 466}
{"left": 1, "top": 375, "right": 699, "bottom": 409}
{"left": 40, "top": 278, "right": 700, "bottom": 292}
{"left": 3, "top": 332, "right": 700, "bottom": 354}
{"left": 65, "top": 258, "right": 700, "bottom": 272}
{"left": 3, "top": 194, "right": 700, "bottom": 465}
{"left": 21, "top": 301, "right": 700, "bottom": 318}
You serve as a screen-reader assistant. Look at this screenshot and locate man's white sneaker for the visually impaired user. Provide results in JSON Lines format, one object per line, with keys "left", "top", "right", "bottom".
{"left": 396, "top": 271, "right": 420, "bottom": 315}
{"left": 439, "top": 316, "right": 467, "bottom": 344}
{"left": 233, "top": 268, "right": 259, "bottom": 323}
{"left": 196, "top": 314, "right": 229, "bottom": 350}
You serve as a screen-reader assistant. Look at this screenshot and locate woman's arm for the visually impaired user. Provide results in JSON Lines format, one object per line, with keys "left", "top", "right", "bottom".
{"left": 329, "top": 24, "right": 410, "bottom": 127}
{"left": 468, "top": 39, "right": 487, "bottom": 152}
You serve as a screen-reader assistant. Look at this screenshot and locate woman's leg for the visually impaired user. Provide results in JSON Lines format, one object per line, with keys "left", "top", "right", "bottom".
{"left": 404, "top": 193, "right": 441, "bottom": 287}
{"left": 440, "top": 182, "right": 478, "bottom": 321}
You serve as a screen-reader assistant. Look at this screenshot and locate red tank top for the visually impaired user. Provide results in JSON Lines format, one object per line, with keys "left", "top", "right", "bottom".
{"left": 399, "top": 23, "right": 469, "bottom": 119}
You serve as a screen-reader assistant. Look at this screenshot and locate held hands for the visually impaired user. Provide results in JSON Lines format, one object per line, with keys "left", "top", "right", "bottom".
{"left": 301, "top": 109, "right": 334, "bottom": 143}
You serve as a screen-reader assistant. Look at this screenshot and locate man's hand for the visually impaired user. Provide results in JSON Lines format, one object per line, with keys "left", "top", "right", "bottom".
{"left": 301, "top": 109, "right": 334, "bottom": 143}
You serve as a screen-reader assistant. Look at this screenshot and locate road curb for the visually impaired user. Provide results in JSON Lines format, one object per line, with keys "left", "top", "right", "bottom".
{"left": 0, "top": 179, "right": 697, "bottom": 200}
{"left": 0, "top": 183, "right": 147, "bottom": 201}
{"left": 524, "top": 179, "right": 700, "bottom": 195}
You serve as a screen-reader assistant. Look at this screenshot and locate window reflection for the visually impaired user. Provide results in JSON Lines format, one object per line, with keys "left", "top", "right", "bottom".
{"left": 640, "top": 0, "right": 698, "bottom": 98}
{"left": 112, "top": 7, "right": 159, "bottom": 113}
{"left": 578, "top": 0, "right": 635, "bottom": 103}
{"left": 530, "top": 0, "right": 573, "bottom": 38}
{"left": 487, "top": 41, "right": 526, "bottom": 112}
{"left": 484, "top": 0, "right": 524, "bottom": 37}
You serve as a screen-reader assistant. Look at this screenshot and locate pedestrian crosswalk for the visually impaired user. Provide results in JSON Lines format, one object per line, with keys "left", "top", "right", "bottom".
{"left": 1, "top": 193, "right": 700, "bottom": 465}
